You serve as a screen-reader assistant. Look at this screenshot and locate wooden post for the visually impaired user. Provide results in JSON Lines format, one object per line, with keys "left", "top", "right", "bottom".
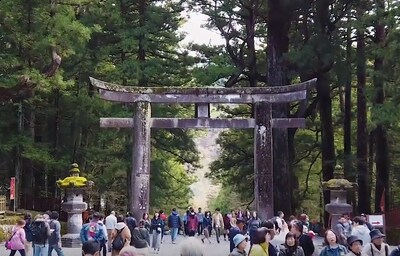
{"left": 131, "top": 101, "right": 151, "bottom": 221}
{"left": 254, "top": 102, "right": 274, "bottom": 220}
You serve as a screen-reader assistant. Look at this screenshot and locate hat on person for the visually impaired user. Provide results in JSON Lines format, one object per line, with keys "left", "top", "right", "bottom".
{"left": 370, "top": 229, "right": 385, "bottom": 241}
{"left": 82, "top": 240, "right": 100, "bottom": 255}
{"left": 233, "top": 234, "right": 248, "bottom": 247}
{"left": 347, "top": 235, "right": 363, "bottom": 246}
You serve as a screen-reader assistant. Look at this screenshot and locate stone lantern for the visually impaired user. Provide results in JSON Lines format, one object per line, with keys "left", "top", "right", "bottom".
{"left": 322, "top": 165, "right": 357, "bottom": 230}
{"left": 56, "top": 163, "right": 94, "bottom": 247}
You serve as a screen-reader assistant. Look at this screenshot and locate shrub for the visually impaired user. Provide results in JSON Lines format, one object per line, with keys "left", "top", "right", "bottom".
{"left": 0, "top": 228, "right": 6, "bottom": 242}
{"left": 61, "top": 222, "right": 68, "bottom": 235}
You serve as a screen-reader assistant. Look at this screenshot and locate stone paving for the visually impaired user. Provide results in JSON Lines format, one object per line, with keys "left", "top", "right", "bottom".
{"left": 2, "top": 235, "right": 395, "bottom": 256}
{"left": 0, "top": 235, "right": 232, "bottom": 256}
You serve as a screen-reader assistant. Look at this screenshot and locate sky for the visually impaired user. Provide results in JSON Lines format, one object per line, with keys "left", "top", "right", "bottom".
{"left": 179, "top": 12, "right": 225, "bottom": 46}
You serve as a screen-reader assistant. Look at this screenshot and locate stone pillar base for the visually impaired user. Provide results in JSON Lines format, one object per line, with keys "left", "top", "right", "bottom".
{"left": 61, "top": 233, "right": 82, "bottom": 248}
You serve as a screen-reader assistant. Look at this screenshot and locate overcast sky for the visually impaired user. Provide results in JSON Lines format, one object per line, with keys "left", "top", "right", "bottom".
{"left": 179, "top": 12, "right": 225, "bottom": 45}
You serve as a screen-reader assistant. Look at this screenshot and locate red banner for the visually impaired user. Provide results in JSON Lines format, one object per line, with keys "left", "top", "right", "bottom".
{"left": 380, "top": 188, "right": 385, "bottom": 212}
{"left": 10, "top": 177, "right": 15, "bottom": 200}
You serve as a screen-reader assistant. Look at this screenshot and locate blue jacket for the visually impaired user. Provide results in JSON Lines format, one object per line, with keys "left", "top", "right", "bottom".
{"left": 319, "top": 244, "right": 348, "bottom": 256}
{"left": 168, "top": 211, "right": 181, "bottom": 229}
{"left": 80, "top": 222, "right": 105, "bottom": 243}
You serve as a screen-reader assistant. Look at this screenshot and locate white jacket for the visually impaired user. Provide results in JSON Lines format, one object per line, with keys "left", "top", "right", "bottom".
{"left": 351, "top": 225, "right": 370, "bottom": 247}
{"left": 362, "top": 243, "right": 390, "bottom": 256}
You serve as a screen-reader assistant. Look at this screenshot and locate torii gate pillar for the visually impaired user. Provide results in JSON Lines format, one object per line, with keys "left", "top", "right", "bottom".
{"left": 131, "top": 101, "right": 151, "bottom": 220}
{"left": 254, "top": 102, "right": 273, "bottom": 220}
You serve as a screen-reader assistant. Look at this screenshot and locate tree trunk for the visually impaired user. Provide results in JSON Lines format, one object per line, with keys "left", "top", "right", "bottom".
{"left": 373, "top": 0, "right": 389, "bottom": 213}
{"left": 343, "top": 26, "right": 352, "bottom": 180}
{"left": 356, "top": 24, "right": 370, "bottom": 214}
{"left": 138, "top": 0, "right": 147, "bottom": 86}
{"left": 245, "top": 3, "right": 257, "bottom": 87}
{"left": 267, "top": 0, "right": 292, "bottom": 216}
{"left": 317, "top": 73, "right": 336, "bottom": 226}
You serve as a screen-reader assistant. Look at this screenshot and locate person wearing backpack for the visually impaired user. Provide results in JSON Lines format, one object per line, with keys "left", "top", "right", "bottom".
{"left": 31, "top": 214, "right": 51, "bottom": 256}
{"left": 105, "top": 211, "right": 117, "bottom": 252}
{"left": 111, "top": 215, "right": 131, "bottom": 256}
{"left": 48, "top": 211, "right": 64, "bottom": 256}
{"left": 80, "top": 212, "right": 106, "bottom": 244}
{"left": 98, "top": 214, "right": 108, "bottom": 256}
{"left": 125, "top": 212, "right": 137, "bottom": 246}
{"left": 131, "top": 219, "right": 150, "bottom": 256}
{"left": 23, "top": 213, "right": 33, "bottom": 255}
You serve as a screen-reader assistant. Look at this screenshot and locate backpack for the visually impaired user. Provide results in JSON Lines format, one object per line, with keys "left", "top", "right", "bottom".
{"left": 112, "top": 227, "right": 125, "bottom": 251}
{"left": 25, "top": 224, "right": 33, "bottom": 242}
{"left": 30, "top": 221, "right": 47, "bottom": 244}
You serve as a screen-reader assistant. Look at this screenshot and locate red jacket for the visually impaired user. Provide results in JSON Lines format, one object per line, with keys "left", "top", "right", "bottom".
{"left": 187, "top": 214, "right": 198, "bottom": 231}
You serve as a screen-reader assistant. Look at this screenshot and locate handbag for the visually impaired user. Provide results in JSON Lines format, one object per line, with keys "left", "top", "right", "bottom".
{"left": 5, "top": 231, "right": 17, "bottom": 250}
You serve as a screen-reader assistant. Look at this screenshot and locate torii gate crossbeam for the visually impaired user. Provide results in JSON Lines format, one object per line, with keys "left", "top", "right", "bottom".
{"left": 90, "top": 77, "right": 316, "bottom": 221}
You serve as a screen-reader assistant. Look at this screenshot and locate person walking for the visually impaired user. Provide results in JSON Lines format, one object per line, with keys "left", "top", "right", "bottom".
{"left": 98, "top": 214, "right": 108, "bottom": 256}
{"left": 125, "top": 212, "right": 137, "bottom": 247}
{"left": 31, "top": 214, "right": 51, "bottom": 256}
{"left": 48, "top": 211, "right": 65, "bottom": 256}
{"left": 158, "top": 210, "right": 167, "bottom": 243}
{"left": 23, "top": 213, "right": 33, "bottom": 255}
{"left": 212, "top": 208, "right": 224, "bottom": 243}
{"left": 80, "top": 212, "right": 105, "bottom": 244}
{"left": 187, "top": 210, "right": 199, "bottom": 237}
{"left": 150, "top": 213, "right": 163, "bottom": 254}
{"left": 197, "top": 208, "right": 204, "bottom": 236}
{"left": 105, "top": 211, "right": 117, "bottom": 252}
{"left": 248, "top": 211, "right": 261, "bottom": 246}
{"left": 110, "top": 215, "right": 131, "bottom": 256}
{"left": 223, "top": 213, "right": 232, "bottom": 241}
{"left": 8, "top": 219, "right": 26, "bottom": 256}
{"left": 131, "top": 220, "right": 150, "bottom": 256}
{"left": 167, "top": 208, "right": 181, "bottom": 244}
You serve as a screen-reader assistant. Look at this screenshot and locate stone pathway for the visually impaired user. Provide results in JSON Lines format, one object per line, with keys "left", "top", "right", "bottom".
{"left": 2, "top": 235, "right": 395, "bottom": 256}
{"left": 0, "top": 235, "right": 231, "bottom": 256}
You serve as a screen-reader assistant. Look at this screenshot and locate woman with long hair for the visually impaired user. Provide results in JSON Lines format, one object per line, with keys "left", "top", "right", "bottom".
{"left": 142, "top": 213, "right": 150, "bottom": 231}
{"left": 150, "top": 212, "right": 163, "bottom": 254}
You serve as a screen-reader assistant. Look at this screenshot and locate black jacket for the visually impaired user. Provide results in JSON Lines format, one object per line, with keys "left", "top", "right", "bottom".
{"left": 298, "top": 234, "right": 315, "bottom": 256}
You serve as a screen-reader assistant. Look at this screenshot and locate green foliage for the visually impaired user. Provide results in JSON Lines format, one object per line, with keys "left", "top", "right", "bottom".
{"left": 207, "top": 186, "right": 243, "bottom": 214}
{"left": 0, "top": 0, "right": 201, "bottom": 212}
{"left": 207, "top": 129, "right": 253, "bottom": 202}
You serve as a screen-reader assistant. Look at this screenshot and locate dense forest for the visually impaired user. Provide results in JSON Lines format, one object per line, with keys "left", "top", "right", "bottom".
{"left": 1, "top": 0, "right": 400, "bottom": 225}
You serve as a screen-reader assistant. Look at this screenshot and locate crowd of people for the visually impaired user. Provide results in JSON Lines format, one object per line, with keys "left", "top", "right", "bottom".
{"left": 4, "top": 208, "right": 400, "bottom": 256}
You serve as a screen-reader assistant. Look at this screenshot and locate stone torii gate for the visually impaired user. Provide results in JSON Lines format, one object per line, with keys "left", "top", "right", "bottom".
{"left": 90, "top": 77, "right": 316, "bottom": 221}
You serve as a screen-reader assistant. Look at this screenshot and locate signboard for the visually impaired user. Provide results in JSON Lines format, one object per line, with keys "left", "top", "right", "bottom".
{"left": 10, "top": 177, "right": 15, "bottom": 200}
{"left": 368, "top": 215, "right": 384, "bottom": 227}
